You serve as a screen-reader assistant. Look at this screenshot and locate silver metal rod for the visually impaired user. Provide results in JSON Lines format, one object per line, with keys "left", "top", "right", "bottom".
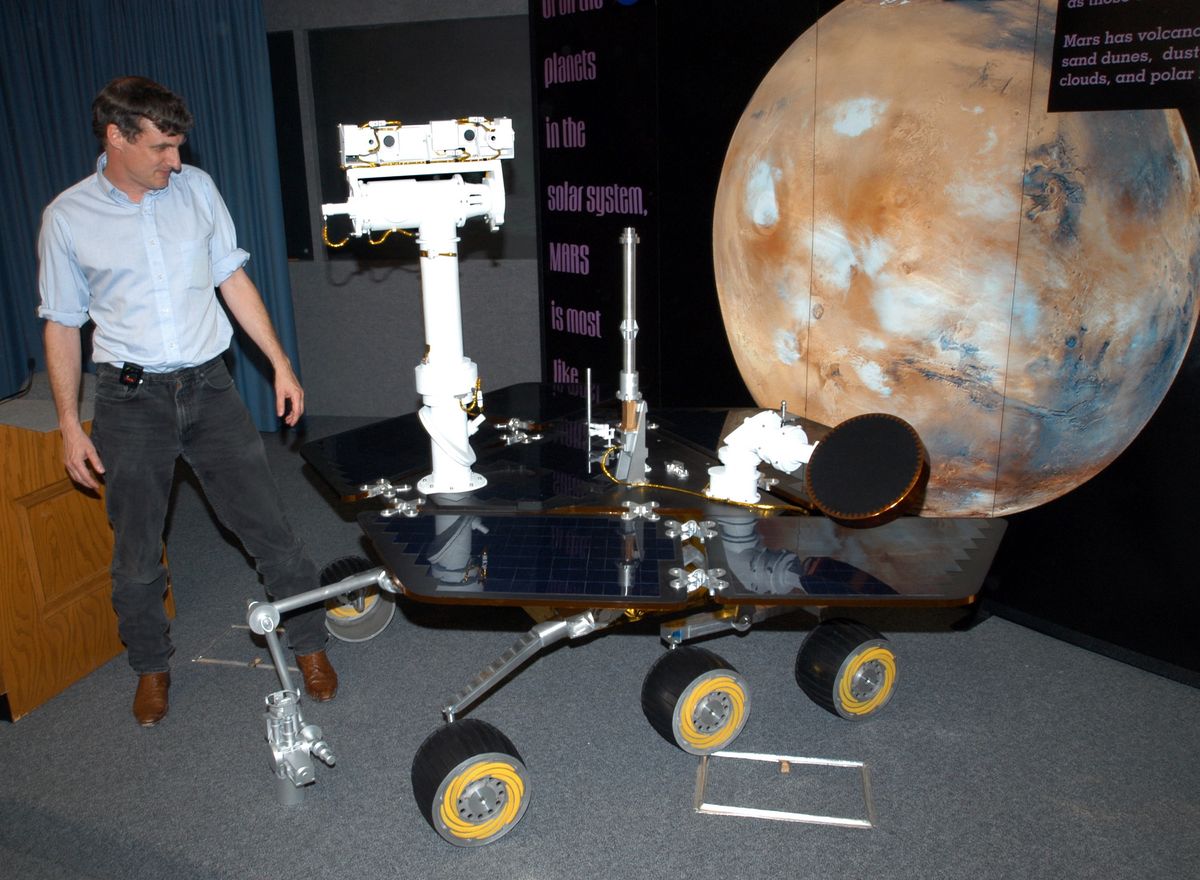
{"left": 586, "top": 366, "right": 594, "bottom": 474}
{"left": 262, "top": 628, "right": 297, "bottom": 694}
{"left": 621, "top": 227, "right": 638, "bottom": 376}
{"left": 619, "top": 227, "right": 640, "bottom": 400}
{"left": 443, "top": 619, "right": 571, "bottom": 721}
{"left": 270, "top": 568, "right": 388, "bottom": 617}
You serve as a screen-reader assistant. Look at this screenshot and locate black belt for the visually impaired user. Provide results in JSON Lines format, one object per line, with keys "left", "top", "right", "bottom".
{"left": 96, "top": 354, "right": 225, "bottom": 384}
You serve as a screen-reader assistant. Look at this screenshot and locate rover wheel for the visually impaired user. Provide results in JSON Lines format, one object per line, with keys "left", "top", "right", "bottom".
{"left": 796, "top": 619, "right": 897, "bottom": 720}
{"left": 411, "top": 719, "right": 530, "bottom": 846}
{"left": 641, "top": 646, "right": 750, "bottom": 755}
{"left": 320, "top": 555, "right": 395, "bottom": 642}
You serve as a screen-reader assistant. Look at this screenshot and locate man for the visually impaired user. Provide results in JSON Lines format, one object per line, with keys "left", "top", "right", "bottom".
{"left": 37, "top": 76, "right": 337, "bottom": 726}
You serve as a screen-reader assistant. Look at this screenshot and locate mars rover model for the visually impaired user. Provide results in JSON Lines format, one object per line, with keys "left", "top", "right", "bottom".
{"left": 244, "top": 117, "right": 1005, "bottom": 845}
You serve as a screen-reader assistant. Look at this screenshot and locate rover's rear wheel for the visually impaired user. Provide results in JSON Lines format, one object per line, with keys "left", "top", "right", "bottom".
{"left": 796, "top": 619, "right": 897, "bottom": 720}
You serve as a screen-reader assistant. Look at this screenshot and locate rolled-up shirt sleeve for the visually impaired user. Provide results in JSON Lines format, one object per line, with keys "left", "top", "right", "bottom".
{"left": 37, "top": 207, "right": 91, "bottom": 327}
{"left": 205, "top": 175, "right": 250, "bottom": 287}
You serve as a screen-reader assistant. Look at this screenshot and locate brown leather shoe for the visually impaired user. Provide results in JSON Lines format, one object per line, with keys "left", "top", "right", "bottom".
{"left": 296, "top": 650, "right": 338, "bottom": 702}
{"left": 132, "top": 672, "right": 170, "bottom": 727}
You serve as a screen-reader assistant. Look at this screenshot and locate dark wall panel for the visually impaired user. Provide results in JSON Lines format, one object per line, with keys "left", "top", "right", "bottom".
{"left": 267, "top": 30, "right": 313, "bottom": 261}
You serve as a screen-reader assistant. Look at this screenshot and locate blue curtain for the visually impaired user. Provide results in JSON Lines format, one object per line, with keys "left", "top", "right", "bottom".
{"left": 0, "top": 0, "right": 298, "bottom": 431}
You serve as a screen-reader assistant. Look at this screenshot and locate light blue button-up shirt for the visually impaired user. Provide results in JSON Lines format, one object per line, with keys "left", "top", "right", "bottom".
{"left": 37, "top": 155, "right": 250, "bottom": 372}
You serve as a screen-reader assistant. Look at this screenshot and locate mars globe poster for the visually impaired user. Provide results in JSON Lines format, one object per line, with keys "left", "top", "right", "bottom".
{"left": 710, "top": 0, "right": 1199, "bottom": 518}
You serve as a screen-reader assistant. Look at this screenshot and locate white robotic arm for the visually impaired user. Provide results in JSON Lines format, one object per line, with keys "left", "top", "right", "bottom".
{"left": 706, "top": 410, "right": 817, "bottom": 504}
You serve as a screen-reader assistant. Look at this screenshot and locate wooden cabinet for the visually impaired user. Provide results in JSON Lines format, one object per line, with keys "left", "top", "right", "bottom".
{"left": 0, "top": 377, "right": 172, "bottom": 720}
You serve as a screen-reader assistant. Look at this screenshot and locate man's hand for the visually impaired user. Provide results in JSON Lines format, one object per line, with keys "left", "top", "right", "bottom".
{"left": 43, "top": 320, "right": 105, "bottom": 490}
{"left": 275, "top": 360, "right": 305, "bottom": 426}
{"left": 61, "top": 424, "right": 105, "bottom": 491}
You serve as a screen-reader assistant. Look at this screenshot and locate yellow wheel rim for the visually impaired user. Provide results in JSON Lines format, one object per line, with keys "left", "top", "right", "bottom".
{"left": 326, "top": 589, "right": 378, "bottom": 619}
{"left": 677, "top": 673, "right": 748, "bottom": 752}
{"left": 438, "top": 760, "right": 526, "bottom": 842}
{"left": 837, "top": 645, "right": 896, "bottom": 716}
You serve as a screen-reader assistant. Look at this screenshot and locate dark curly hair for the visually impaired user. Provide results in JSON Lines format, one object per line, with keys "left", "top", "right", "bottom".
{"left": 92, "top": 76, "right": 194, "bottom": 146}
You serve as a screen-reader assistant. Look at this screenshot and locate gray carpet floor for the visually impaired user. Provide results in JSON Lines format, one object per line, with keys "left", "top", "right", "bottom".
{"left": 3, "top": 419, "right": 1199, "bottom": 879}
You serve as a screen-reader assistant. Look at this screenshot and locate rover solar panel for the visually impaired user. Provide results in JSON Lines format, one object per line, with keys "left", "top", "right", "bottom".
{"left": 360, "top": 511, "right": 693, "bottom": 607}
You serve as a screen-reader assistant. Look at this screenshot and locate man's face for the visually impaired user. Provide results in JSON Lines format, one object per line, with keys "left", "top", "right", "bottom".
{"left": 105, "top": 118, "right": 185, "bottom": 200}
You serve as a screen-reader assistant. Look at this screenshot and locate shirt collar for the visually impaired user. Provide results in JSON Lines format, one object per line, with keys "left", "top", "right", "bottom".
{"left": 95, "top": 153, "right": 172, "bottom": 206}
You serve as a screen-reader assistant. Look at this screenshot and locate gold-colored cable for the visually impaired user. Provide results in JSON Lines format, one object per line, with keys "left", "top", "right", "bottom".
{"left": 368, "top": 227, "right": 415, "bottom": 245}
{"left": 459, "top": 378, "right": 483, "bottom": 415}
{"left": 321, "top": 223, "right": 350, "bottom": 248}
{"left": 597, "top": 446, "right": 808, "bottom": 514}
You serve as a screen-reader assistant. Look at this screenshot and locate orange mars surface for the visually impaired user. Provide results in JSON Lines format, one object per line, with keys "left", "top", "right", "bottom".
{"left": 713, "top": 0, "right": 1200, "bottom": 516}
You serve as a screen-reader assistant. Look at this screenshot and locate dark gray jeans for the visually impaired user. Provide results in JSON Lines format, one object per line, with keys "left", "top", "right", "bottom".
{"left": 92, "top": 355, "right": 325, "bottom": 673}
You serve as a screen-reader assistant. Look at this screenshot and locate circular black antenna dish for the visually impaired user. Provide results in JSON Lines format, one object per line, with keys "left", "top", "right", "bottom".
{"left": 804, "top": 413, "right": 927, "bottom": 523}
